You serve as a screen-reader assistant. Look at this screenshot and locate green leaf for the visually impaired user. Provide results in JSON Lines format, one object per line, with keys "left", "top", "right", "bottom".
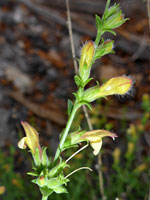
{"left": 33, "top": 147, "right": 41, "bottom": 166}
{"left": 48, "top": 161, "right": 68, "bottom": 178}
{"left": 77, "top": 99, "right": 93, "bottom": 110}
{"left": 62, "top": 144, "right": 78, "bottom": 151}
{"left": 104, "top": 29, "right": 116, "bottom": 35}
{"left": 46, "top": 177, "right": 69, "bottom": 189}
{"left": 81, "top": 101, "right": 92, "bottom": 110}
{"left": 53, "top": 185, "right": 68, "bottom": 194}
{"left": 67, "top": 99, "right": 73, "bottom": 116}
{"left": 42, "top": 147, "right": 51, "bottom": 167}
{"left": 40, "top": 187, "right": 53, "bottom": 197}
{"left": 95, "top": 15, "right": 103, "bottom": 30}
{"left": 74, "top": 75, "right": 82, "bottom": 87}
{"left": 27, "top": 171, "right": 39, "bottom": 176}
{"left": 82, "top": 77, "right": 93, "bottom": 88}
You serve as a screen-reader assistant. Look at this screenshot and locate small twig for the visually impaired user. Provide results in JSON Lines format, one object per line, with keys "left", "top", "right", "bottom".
{"left": 65, "top": 1, "right": 106, "bottom": 199}
{"left": 66, "top": 0, "right": 78, "bottom": 74}
{"left": 147, "top": 0, "right": 150, "bottom": 31}
{"left": 82, "top": 105, "right": 93, "bottom": 131}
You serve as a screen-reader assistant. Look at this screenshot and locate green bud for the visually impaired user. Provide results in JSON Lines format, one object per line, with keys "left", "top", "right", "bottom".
{"left": 79, "top": 41, "right": 95, "bottom": 83}
{"left": 94, "top": 40, "right": 114, "bottom": 60}
{"left": 103, "top": 3, "right": 128, "bottom": 33}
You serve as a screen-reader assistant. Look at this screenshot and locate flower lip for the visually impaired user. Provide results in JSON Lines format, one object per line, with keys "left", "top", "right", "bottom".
{"left": 80, "top": 129, "right": 118, "bottom": 155}
{"left": 81, "top": 129, "right": 117, "bottom": 141}
{"left": 18, "top": 121, "right": 41, "bottom": 155}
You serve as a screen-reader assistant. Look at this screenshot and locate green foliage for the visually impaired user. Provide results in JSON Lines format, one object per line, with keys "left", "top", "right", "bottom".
{"left": 51, "top": 148, "right": 96, "bottom": 200}
{"left": 67, "top": 99, "right": 73, "bottom": 117}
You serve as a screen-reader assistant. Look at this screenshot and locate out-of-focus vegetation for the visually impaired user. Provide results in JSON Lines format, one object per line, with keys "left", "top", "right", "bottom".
{"left": 0, "top": 146, "right": 40, "bottom": 200}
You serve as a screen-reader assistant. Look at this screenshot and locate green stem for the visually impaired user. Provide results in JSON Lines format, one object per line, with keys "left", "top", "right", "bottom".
{"left": 42, "top": 196, "right": 48, "bottom": 200}
{"left": 54, "top": 103, "right": 78, "bottom": 162}
{"left": 95, "top": 0, "right": 110, "bottom": 46}
{"left": 95, "top": 30, "right": 103, "bottom": 46}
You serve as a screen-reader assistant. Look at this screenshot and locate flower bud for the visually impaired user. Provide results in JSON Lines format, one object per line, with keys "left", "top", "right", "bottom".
{"left": 83, "top": 76, "right": 133, "bottom": 102}
{"left": 94, "top": 40, "right": 114, "bottom": 60}
{"left": 103, "top": 4, "right": 128, "bottom": 31}
{"left": 79, "top": 41, "right": 95, "bottom": 82}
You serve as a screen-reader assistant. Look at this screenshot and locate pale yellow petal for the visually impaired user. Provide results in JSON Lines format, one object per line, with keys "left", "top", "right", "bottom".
{"left": 18, "top": 137, "right": 28, "bottom": 149}
{"left": 21, "top": 121, "right": 40, "bottom": 153}
{"left": 98, "top": 76, "right": 133, "bottom": 96}
{"left": 81, "top": 129, "right": 117, "bottom": 142}
{"left": 21, "top": 121, "right": 39, "bottom": 144}
{"left": 90, "top": 140, "right": 102, "bottom": 155}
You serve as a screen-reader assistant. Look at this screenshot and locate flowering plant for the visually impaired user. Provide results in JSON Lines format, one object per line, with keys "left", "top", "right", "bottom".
{"left": 18, "top": 1, "right": 132, "bottom": 199}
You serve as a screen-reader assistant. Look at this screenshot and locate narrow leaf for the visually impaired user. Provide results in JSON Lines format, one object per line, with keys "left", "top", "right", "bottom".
{"left": 67, "top": 99, "right": 73, "bottom": 116}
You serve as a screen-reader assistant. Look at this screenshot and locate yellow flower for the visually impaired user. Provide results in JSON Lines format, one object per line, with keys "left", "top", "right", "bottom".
{"left": 83, "top": 76, "right": 133, "bottom": 102}
{"left": 80, "top": 130, "right": 117, "bottom": 155}
{"left": 18, "top": 121, "right": 42, "bottom": 155}
{"left": 98, "top": 76, "right": 133, "bottom": 96}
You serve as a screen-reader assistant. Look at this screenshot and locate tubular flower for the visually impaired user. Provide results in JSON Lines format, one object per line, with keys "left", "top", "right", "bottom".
{"left": 83, "top": 76, "right": 133, "bottom": 102}
{"left": 18, "top": 121, "right": 42, "bottom": 156}
{"left": 98, "top": 76, "right": 133, "bottom": 96}
{"left": 80, "top": 130, "right": 117, "bottom": 155}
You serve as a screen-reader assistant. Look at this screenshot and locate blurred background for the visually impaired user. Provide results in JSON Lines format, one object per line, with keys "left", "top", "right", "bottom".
{"left": 0, "top": 0, "right": 150, "bottom": 199}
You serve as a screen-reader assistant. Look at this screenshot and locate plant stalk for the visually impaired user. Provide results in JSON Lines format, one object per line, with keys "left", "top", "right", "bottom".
{"left": 54, "top": 103, "right": 78, "bottom": 162}
{"left": 42, "top": 196, "right": 48, "bottom": 200}
{"left": 95, "top": 30, "right": 103, "bottom": 47}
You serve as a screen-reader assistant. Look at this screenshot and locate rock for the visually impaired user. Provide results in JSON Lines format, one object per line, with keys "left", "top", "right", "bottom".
{"left": 47, "top": 67, "right": 58, "bottom": 81}
{"left": 0, "top": 108, "right": 13, "bottom": 147}
{"left": 4, "top": 67, "right": 33, "bottom": 93}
